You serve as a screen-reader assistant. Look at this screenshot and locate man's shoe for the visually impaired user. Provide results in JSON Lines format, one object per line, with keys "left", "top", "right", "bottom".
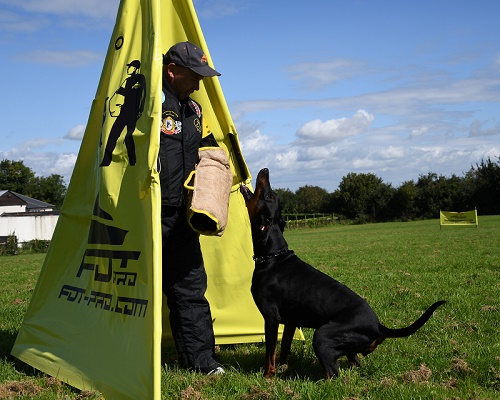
{"left": 207, "top": 366, "right": 225, "bottom": 375}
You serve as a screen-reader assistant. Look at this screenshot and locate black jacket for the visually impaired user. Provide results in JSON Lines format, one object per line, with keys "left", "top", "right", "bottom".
{"left": 159, "top": 78, "right": 203, "bottom": 207}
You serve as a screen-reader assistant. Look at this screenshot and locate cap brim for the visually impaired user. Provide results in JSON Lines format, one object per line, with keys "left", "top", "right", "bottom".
{"left": 189, "top": 65, "right": 221, "bottom": 77}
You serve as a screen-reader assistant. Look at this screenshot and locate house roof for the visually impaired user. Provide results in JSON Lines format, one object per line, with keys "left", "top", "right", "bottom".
{"left": 3, "top": 210, "right": 60, "bottom": 217}
{"left": 0, "top": 190, "right": 54, "bottom": 209}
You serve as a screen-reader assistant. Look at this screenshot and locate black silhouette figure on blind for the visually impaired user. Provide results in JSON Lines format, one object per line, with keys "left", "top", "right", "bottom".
{"left": 100, "top": 60, "right": 146, "bottom": 167}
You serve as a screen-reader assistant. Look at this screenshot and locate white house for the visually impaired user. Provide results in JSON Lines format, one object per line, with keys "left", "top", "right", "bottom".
{"left": 0, "top": 190, "right": 60, "bottom": 244}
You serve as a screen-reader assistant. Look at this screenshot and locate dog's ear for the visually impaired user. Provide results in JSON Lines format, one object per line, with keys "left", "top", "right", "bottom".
{"left": 276, "top": 199, "right": 286, "bottom": 232}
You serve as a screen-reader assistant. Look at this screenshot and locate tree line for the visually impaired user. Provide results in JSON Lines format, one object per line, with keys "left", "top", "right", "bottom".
{"left": 276, "top": 157, "right": 500, "bottom": 223}
{"left": 1, "top": 157, "right": 499, "bottom": 222}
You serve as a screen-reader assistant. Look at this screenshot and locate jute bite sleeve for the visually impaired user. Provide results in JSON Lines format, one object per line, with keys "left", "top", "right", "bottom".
{"left": 184, "top": 147, "right": 233, "bottom": 236}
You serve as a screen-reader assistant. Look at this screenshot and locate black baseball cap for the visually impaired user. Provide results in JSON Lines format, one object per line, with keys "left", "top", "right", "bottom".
{"left": 163, "top": 41, "right": 221, "bottom": 77}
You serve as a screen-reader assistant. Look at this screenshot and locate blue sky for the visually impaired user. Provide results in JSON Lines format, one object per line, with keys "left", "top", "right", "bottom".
{"left": 1, "top": 0, "right": 499, "bottom": 192}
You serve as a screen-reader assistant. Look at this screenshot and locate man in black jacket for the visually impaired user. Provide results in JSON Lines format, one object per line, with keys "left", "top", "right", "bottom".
{"left": 159, "top": 41, "right": 224, "bottom": 375}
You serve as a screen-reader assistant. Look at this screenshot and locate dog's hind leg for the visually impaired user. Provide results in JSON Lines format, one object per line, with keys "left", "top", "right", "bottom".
{"left": 264, "top": 320, "right": 280, "bottom": 378}
{"left": 347, "top": 353, "right": 361, "bottom": 368}
{"left": 314, "top": 323, "right": 374, "bottom": 378}
{"left": 312, "top": 324, "right": 342, "bottom": 379}
{"left": 279, "top": 324, "right": 296, "bottom": 365}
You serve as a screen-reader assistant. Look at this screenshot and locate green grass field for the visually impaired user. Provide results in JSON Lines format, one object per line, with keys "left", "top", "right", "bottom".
{"left": 1, "top": 217, "right": 499, "bottom": 399}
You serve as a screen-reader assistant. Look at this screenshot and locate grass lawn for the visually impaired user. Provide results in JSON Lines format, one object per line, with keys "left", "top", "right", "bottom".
{"left": 1, "top": 217, "right": 499, "bottom": 399}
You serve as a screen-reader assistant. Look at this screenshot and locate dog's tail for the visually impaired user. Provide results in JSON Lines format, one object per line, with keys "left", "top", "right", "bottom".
{"left": 380, "top": 300, "right": 446, "bottom": 339}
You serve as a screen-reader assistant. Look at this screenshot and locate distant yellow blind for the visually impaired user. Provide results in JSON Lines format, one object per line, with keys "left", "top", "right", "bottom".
{"left": 440, "top": 209, "right": 478, "bottom": 228}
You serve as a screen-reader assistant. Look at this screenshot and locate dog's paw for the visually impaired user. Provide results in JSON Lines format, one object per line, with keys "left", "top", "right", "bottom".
{"left": 240, "top": 183, "right": 253, "bottom": 199}
{"left": 277, "top": 363, "right": 289, "bottom": 374}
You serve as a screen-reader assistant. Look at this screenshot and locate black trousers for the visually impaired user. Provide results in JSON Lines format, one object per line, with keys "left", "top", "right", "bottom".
{"left": 161, "top": 206, "right": 218, "bottom": 372}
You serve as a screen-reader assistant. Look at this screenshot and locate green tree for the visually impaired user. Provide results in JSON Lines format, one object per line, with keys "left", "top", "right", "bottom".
{"left": 414, "top": 173, "right": 440, "bottom": 219}
{"left": 28, "top": 174, "right": 67, "bottom": 209}
{"left": 414, "top": 172, "right": 471, "bottom": 219}
{"left": 446, "top": 173, "right": 474, "bottom": 211}
{"left": 336, "top": 172, "right": 394, "bottom": 222}
{"left": 295, "top": 185, "right": 329, "bottom": 214}
{"left": 274, "top": 188, "right": 298, "bottom": 214}
{"left": 389, "top": 180, "right": 418, "bottom": 221}
{"left": 460, "top": 169, "right": 478, "bottom": 211}
{"left": 327, "top": 190, "right": 342, "bottom": 215}
{"left": 0, "top": 159, "right": 35, "bottom": 193}
{"left": 470, "top": 157, "right": 500, "bottom": 214}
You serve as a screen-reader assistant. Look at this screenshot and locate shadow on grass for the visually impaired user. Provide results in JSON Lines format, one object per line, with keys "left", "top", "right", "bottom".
{"left": 0, "top": 329, "right": 17, "bottom": 358}
{"left": 0, "top": 328, "right": 48, "bottom": 377}
{"left": 162, "top": 342, "right": 359, "bottom": 381}
{"left": 6, "top": 332, "right": 354, "bottom": 383}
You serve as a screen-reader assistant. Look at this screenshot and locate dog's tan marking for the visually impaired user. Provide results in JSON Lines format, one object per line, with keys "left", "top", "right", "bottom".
{"left": 369, "top": 336, "right": 385, "bottom": 352}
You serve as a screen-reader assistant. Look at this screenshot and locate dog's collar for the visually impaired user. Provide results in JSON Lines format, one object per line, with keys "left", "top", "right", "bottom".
{"left": 253, "top": 247, "right": 290, "bottom": 264}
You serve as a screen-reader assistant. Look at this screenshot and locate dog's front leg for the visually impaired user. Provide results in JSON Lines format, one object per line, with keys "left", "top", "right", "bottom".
{"left": 264, "top": 320, "right": 279, "bottom": 378}
{"left": 279, "top": 324, "right": 296, "bottom": 365}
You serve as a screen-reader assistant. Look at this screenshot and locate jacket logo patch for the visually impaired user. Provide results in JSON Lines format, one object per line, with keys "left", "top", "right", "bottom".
{"left": 190, "top": 100, "right": 201, "bottom": 118}
{"left": 194, "top": 118, "right": 201, "bottom": 133}
{"left": 161, "top": 116, "right": 181, "bottom": 135}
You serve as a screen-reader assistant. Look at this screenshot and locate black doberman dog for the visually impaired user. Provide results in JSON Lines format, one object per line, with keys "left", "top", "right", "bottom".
{"left": 240, "top": 168, "right": 445, "bottom": 379}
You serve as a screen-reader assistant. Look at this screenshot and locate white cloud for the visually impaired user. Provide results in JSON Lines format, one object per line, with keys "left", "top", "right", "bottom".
{"left": 29, "top": 152, "right": 77, "bottom": 181}
{"left": 379, "top": 146, "right": 405, "bottom": 159}
{"left": 275, "top": 149, "right": 299, "bottom": 169}
{"left": 0, "top": 148, "right": 77, "bottom": 182}
{"left": 295, "top": 110, "right": 374, "bottom": 144}
{"left": 238, "top": 129, "right": 276, "bottom": 177}
{"left": 52, "top": 153, "right": 78, "bottom": 178}
{"left": 287, "top": 59, "right": 364, "bottom": 90}
{"left": 238, "top": 115, "right": 499, "bottom": 191}
{"left": 239, "top": 129, "right": 273, "bottom": 153}
{"left": 8, "top": 138, "right": 61, "bottom": 154}
{"left": 410, "top": 125, "right": 429, "bottom": 139}
{"left": 352, "top": 157, "right": 378, "bottom": 170}
{"left": 65, "top": 124, "right": 86, "bottom": 140}
{"left": 1, "top": 134, "right": 81, "bottom": 182}
{"left": 469, "top": 120, "right": 500, "bottom": 137}
{"left": 300, "top": 145, "right": 338, "bottom": 161}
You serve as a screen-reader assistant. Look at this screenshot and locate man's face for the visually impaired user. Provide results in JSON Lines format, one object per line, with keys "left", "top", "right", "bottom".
{"left": 168, "top": 65, "right": 203, "bottom": 100}
{"left": 127, "top": 65, "right": 137, "bottom": 75}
